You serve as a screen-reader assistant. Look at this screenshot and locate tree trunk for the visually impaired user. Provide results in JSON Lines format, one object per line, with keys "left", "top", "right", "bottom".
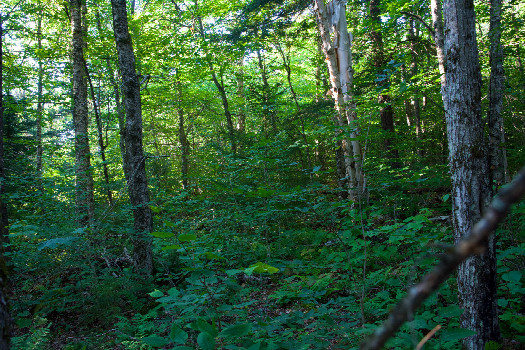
{"left": 236, "top": 59, "right": 246, "bottom": 133}
{"left": 70, "top": 0, "right": 95, "bottom": 228}
{"left": 431, "top": 0, "right": 446, "bottom": 89}
{"left": 94, "top": 10, "right": 130, "bottom": 183}
{"left": 176, "top": 78, "right": 190, "bottom": 190}
{"left": 194, "top": 1, "right": 236, "bottom": 153}
{"left": 369, "top": 0, "right": 399, "bottom": 167}
{"left": 36, "top": 10, "right": 44, "bottom": 180}
{"left": 85, "top": 63, "right": 113, "bottom": 205}
{"left": 256, "top": 49, "right": 277, "bottom": 136}
{"left": 442, "top": 0, "right": 500, "bottom": 346}
{"left": 487, "top": 0, "right": 508, "bottom": 188}
{"left": 408, "top": 20, "right": 422, "bottom": 156}
{"left": 111, "top": 0, "right": 153, "bottom": 275}
{"left": 0, "top": 13, "right": 13, "bottom": 349}
{"left": 313, "top": 0, "right": 365, "bottom": 200}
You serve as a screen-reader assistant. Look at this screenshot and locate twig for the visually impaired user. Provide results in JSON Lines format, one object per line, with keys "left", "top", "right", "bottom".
{"left": 416, "top": 324, "right": 442, "bottom": 350}
{"left": 360, "top": 166, "right": 525, "bottom": 350}
{"left": 400, "top": 11, "right": 435, "bottom": 38}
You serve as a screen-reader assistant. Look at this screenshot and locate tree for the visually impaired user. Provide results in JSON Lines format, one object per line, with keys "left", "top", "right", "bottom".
{"left": 369, "top": 0, "right": 399, "bottom": 167}
{"left": 442, "top": 0, "right": 500, "bottom": 346}
{"left": 487, "top": 0, "right": 508, "bottom": 188}
{"left": 313, "top": 0, "right": 364, "bottom": 199}
{"left": 111, "top": 0, "right": 153, "bottom": 275}
{"left": 0, "top": 10, "right": 12, "bottom": 350}
{"left": 70, "top": 0, "right": 95, "bottom": 227}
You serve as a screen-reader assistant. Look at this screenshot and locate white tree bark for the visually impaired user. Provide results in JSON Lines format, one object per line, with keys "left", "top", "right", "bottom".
{"left": 313, "top": 0, "right": 364, "bottom": 199}
{"left": 442, "top": 0, "right": 500, "bottom": 347}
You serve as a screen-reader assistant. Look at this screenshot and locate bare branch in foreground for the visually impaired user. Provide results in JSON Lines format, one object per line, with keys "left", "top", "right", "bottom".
{"left": 360, "top": 166, "right": 525, "bottom": 350}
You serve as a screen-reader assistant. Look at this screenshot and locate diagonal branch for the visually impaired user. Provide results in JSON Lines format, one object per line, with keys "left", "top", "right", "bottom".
{"left": 360, "top": 166, "right": 525, "bottom": 350}
{"left": 400, "top": 11, "right": 435, "bottom": 38}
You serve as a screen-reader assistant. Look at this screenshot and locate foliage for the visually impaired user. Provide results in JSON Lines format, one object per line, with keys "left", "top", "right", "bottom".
{"left": 1, "top": 0, "right": 524, "bottom": 348}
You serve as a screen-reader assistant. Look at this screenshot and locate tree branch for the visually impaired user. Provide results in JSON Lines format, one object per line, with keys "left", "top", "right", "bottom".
{"left": 400, "top": 11, "right": 435, "bottom": 38}
{"left": 360, "top": 166, "right": 525, "bottom": 350}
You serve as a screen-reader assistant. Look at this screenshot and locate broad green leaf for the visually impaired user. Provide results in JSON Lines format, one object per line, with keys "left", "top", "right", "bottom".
{"left": 162, "top": 244, "right": 182, "bottom": 250}
{"left": 220, "top": 323, "right": 251, "bottom": 338}
{"left": 150, "top": 231, "right": 174, "bottom": 238}
{"left": 246, "top": 262, "right": 279, "bottom": 274}
{"left": 441, "top": 328, "right": 477, "bottom": 342}
{"left": 247, "top": 343, "right": 261, "bottom": 350}
{"left": 226, "top": 269, "right": 243, "bottom": 276}
{"left": 502, "top": 270, "right": 522, "bottom": 283}
{"left": 170, "top": 325, "right": 188, "bottom": 344}
{"left": 192, "top": 319, "right": 217, "bottom": 336}
{"left": 178, "top": 233, "right": 197, "bottom": 242}
{"left": 200, "top": 252, "right": 224, "bottom": 260}
{"left": 440, "top": 304, "right": 464, "bottom": 318}
{"left": 142, "top": 335, "right": 169, "bottom": 347}
{"left": 38, "top": 236, "right": 79, "bottom": 250}
{"left": 197, "top": 332, "right": 215, "bottom": 350}
{"left": 497, "top": 298, "right": 508, "bottom": 307}
{"left": 148, "top": 289, "right": 164, "bottom": 298}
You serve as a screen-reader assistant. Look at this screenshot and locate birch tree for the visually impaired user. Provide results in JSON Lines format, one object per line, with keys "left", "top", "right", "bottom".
{"left": 442, "top": 0, "right": 500, "bottom": 346}
{"left": 313, "top": 0, "right": 364, "bottom": 199}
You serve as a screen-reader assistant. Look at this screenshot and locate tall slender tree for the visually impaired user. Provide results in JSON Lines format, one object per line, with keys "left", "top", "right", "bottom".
{"left": 313, "top": 0, "right": 364, "bottom": 200}
{"left": 487, "top": 0, "right": 508, "bottom": 188}
{"left": 70, "top": 0, "right": 95, "bottom": 227}
{"left": 111, "top": 0, "right": 153, "bottom": 275}
{"left": 442, "top": 0, "right": 500, "bottom": 347}
{"left": 0, "top": 11, "right": 11, "bottom": 350}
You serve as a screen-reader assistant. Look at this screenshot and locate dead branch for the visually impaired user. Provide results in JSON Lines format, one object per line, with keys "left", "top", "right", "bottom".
{"left": 360, "top": 166, "right": 525, "bottom": 350}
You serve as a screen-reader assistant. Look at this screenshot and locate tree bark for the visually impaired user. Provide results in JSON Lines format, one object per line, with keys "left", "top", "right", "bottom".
{"left": 487, "top": 0, "right": 508, "bottom": 188}
{"left": 431, "top": 0, "right": 446, "bottom": 89}
{"left": 36, "top": 10, "right": 44, "bottom": 180}
{"left": 256, "top": 49, "right": 277, "bottom": 136}
{"left": 70, "top": 0, "right": 95, "bottom": 227}
{"left": 176, "top": 77, "right": 190, "bottom": 190}
{"left": 313, "top": 0, "right": 365, "bottom": 200}
{"left": 235, "top": 59, "right": 246, "bottom": 134}
{"left": 369, "top": 0, "right": 399, "bottom": 167}
{"left": 85, "top": 62, "right": 113, "bottom": 205}
{"left": 94, "top": 10, "right": 130, "bottom": 184}
{"left": 111, "top": 0, "right": 153, "bottom": 275}
{"left": 442, "top": 0, "right": 500, "bottom": 346}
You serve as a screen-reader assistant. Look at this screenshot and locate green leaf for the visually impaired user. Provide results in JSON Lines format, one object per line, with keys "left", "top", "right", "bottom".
{"left": 38, "top": 236, "right": 79, "bottom": 250}
{"left": 150, "top": 231, "right": 174, "bottom": 238}
{"left": 148, "top": 289, "right": 164, "bottom": 298}
{"left": 142, "top": 335, "right": 170, "bottom": 347}
{"left": 220, "top": 323, "right": 252, "bottom": 338}
{"left": 192, "top": 319, "right": 218, "bottom": 337}
{"left": 226, "top": 269, "right": 243, "bottom": 276}
{"left": 170, "top": 325, "right": 188, "bottom": 344}
{"left": 197, "top": 332, "right": 215, "bottom": 350}
{"left": 178, "top": 233, "right": 197, "bottom": 242}
{"left": 162, "top": 244, "right": 182, "bottom": 250}
{"left": 200, "top": 252, "right": 224, "bottom": 260}
{"left": 247, "top": 343, "right": 261, "bottom": 350}
{"left": 441, "top": 328, "right": 477, "bottom": 342}
{"left": 502, "top": 270, "right": 522, "bottom": 283}
{"left": 245, "top": 262, "right": 279, "bottom": 275}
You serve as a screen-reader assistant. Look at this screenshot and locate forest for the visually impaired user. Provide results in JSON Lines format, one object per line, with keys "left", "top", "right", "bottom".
{"left": 0, "top": 0, "right": 524, "bottom": 348}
